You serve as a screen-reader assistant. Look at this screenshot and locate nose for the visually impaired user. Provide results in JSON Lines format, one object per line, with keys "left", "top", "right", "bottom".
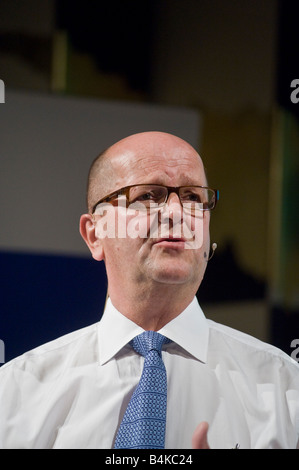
{"left": 159, "top": 191, "right": 183, "bottom": 225}
{"left": 166, "top": 190, "right": 182, "bottom": 207}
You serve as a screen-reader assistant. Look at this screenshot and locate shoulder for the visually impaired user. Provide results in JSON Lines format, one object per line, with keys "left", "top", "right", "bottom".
{"left": 0, "top": 322, "right": 99, "bottom": 380}
{"left": 207, "top": 319, "right": 299, "bottom": 377}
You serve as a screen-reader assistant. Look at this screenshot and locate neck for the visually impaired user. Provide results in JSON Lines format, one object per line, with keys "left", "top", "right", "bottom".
{"left": 108, "top": 282, "right": 197, "bottom": 330}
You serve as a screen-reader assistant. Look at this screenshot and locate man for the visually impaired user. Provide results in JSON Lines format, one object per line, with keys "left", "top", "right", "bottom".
{"left": 0, "top": 131, "right": 298, "bottom": 448}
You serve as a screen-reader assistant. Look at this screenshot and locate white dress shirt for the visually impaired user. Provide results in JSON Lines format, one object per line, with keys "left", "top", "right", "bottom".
{"left": 0, "top": 297, "right": 298, "bottom": 449}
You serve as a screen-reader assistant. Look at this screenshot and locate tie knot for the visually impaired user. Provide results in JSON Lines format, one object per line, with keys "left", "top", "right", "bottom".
{"left": 130, "top": 331, "right": 171, "bottom": 357}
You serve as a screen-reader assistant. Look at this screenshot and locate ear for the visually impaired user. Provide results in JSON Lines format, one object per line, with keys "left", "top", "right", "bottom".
{"left": 79, "top": 214, "right": 104, "bottom": 261}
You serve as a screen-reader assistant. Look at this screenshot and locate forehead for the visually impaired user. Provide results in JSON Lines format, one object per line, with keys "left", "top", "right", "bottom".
{"left": 105, "top": 132, "right": 206, "bottom": 186}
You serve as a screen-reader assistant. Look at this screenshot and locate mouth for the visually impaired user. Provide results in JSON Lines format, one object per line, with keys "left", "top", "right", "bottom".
{"left": 153, "top": 237, "right": 187, "bottom": 249}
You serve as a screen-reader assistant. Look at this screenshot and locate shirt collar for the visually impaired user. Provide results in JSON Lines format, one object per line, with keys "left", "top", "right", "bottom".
{"left": 158, "top": 297, "right": 209, "bottom": 363}
{"left": 97, "top": 296, "right": 209, "bottom": 365}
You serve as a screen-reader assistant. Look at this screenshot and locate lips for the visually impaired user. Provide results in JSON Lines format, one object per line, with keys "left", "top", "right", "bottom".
{"left": 153, "top": 237, "right": 187, "bottom": 248}
{"left": 156, "top": 237, "right": 186, "bottom": 243}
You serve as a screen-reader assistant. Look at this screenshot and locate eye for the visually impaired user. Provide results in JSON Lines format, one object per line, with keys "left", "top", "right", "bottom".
{"left": 187, "top": 192, "right": 201, "bottom": 201}
{"left": 129, "top": 186, "right": 166, "bottom": 204}
{"left": 138, "top": 192, "right": 155, "bottom": 201}
{"left": 181, "top": 191, "right": 202, "bottom": 202}
{"left": 130, "top": 191, "right": 157, "bottom": 204}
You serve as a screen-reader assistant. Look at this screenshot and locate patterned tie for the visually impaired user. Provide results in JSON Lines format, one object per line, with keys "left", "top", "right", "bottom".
{"left": 114, "top": 331, "right": 171, "bottom": 449}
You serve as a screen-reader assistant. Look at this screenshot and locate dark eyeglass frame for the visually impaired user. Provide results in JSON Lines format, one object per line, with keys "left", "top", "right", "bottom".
{"left": 91, "top": 184, "right": 219, "bottom": 214}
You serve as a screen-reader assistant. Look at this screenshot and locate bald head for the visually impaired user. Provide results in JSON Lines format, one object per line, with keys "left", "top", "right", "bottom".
{"left": 86, "top": 131, "right": 206, "bottom": 213}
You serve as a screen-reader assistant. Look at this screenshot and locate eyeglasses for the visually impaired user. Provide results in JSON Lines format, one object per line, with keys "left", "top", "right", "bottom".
{"left": 92, "top": 184, "right": 219, "bottom": 215}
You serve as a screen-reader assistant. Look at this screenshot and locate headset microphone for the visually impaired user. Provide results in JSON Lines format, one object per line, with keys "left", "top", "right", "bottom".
{"left": 207, "top": 242, "right": 217, "bottom": 261}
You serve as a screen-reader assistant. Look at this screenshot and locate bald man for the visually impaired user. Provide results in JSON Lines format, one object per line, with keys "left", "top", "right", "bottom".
{"left": 0, "top": 132, "right": 298, "bottom": 449}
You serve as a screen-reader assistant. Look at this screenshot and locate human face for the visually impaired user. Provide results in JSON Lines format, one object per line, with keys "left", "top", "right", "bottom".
{"left": 81, "top": 132, "right": 210, "bottom": 295}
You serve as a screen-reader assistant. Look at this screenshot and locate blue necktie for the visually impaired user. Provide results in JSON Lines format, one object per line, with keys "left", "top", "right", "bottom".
{"left": 114, "top": 331, "right": 171, "bottom": 449}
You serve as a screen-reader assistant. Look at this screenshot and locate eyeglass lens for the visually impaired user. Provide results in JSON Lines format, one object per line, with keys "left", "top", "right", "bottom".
{"left": 128, "top": 185, "right": 215, "bottom": 211}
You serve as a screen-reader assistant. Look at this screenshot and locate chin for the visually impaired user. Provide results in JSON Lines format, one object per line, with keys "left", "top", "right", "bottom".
{"left": 152, "top": 266, "right": 196, "bottom": 285}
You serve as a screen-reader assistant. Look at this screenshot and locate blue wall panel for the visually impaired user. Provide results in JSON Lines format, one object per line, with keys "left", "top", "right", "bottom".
{"left": 0, "top": 251, "right": 107, "bottom": 364}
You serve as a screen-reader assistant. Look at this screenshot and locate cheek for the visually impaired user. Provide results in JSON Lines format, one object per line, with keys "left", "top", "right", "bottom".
{"left": 114, "top": 207, "right": 154, "bottom": 242}
{"left": 182, "top": 211, "right": 209, "bottom": 250}
{"left": 202, "top": 213, "right": 210, "bottom": 249}
{"left": 94, "top": 206, "right": 117, "bottom": 239}
{"left": 94, "top": 207, "right": 146, "bottom": 239}
{"left": 98, "top": 210, "right": 148, "bottom": 259}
